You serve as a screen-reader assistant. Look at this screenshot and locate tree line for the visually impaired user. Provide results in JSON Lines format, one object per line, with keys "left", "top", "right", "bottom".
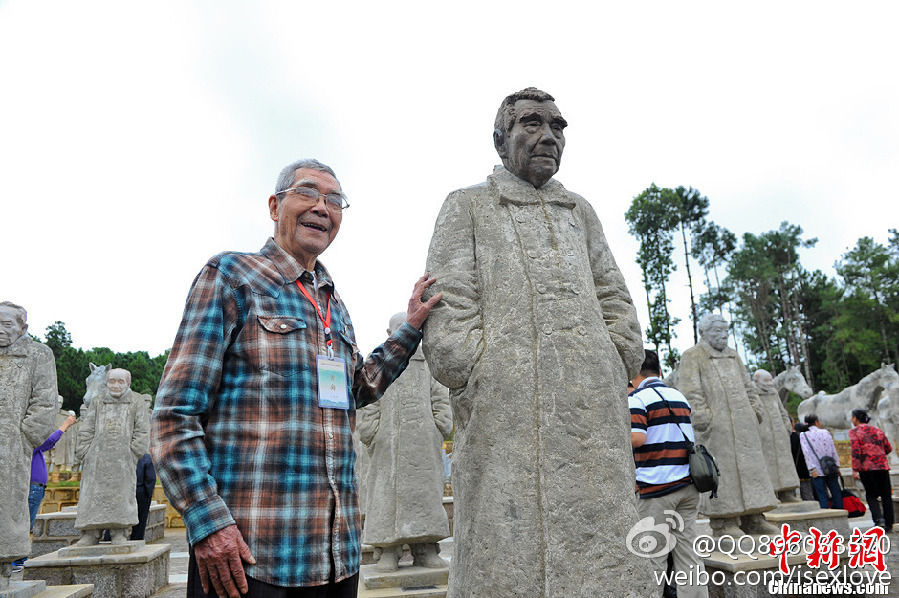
{"left": 626, "top": 184, "right": 898, "bottom": 392}
{"left": 38, "top": 321, "right": 169, "bottom": 414}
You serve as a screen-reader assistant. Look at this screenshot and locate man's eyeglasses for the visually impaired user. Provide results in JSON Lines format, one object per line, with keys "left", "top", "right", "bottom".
{"left": 276, "top": 186, "right": 350, "bottom": 211}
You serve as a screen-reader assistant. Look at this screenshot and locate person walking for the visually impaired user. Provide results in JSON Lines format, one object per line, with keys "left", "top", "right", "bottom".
{"left": 849, "top": 408, "right": 893, "bottom": 531}
{"left": 790, "top": 421, "right": 817, "bottom": 502}
{"left": 799, "top": 415, "right": 843, "bottom": 510}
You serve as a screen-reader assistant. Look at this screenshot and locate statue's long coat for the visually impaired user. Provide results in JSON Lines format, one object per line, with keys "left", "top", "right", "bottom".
{"left": 0, "top": 336, "right": 57, "bottom": 560}
{"left": 75, "top": 389, "right": 150, "bottom": 529}
{"left": 677, "top": 342, "right": 778, "bottom": 517}
{"left": 756, "top": 382, "right": 800, "bottom": 493}
{"left": 358, "top": 348, "right": 452, "bottom": 546}
{"left": 423, "top": 167, "right": 650, "bottom": 598}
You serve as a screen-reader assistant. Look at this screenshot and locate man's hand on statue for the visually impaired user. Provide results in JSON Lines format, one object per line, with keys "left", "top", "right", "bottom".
{"left": 194, "top": 524, "right": 256, "bottom": 598}
{"left": 852, "top": 470, "right": 860, "bottom": 480}
{"left": 810, "top": 470, "right": 819, "bottom": 478}
{"left": 406, "top": 274, "right": 443, "bottom": 330}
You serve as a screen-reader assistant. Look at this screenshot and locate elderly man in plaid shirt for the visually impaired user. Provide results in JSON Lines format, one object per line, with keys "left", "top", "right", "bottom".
{"left": 151, "top": 158, "right": 441, "bottom": 598}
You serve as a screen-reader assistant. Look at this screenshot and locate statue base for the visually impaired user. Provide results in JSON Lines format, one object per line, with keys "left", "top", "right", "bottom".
{"left": 764, "top": 502, "right": 851, "bottom": 537}
{"left": 359, "top": 563, "right": 448, "bottom": 598}
{"left": 23, "top": 542, "right": 168, "bottom": 598}
{"left": 0, "top": 580, "right": 46, "bottom": 598}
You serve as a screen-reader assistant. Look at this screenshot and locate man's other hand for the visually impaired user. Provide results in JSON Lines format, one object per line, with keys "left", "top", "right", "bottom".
{"left": 406, "top": 274, "right": 442, "bottom": 329}
{"left": 194, "top": 524, "right": 256, "bottom": 598}
{"left": 61, "top": 415, "right": 77, "bottom": 431}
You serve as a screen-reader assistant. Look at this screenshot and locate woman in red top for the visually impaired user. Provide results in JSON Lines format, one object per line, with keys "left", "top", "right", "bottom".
{"left": 849, "top": 408, "right": 894, "bottom": 530}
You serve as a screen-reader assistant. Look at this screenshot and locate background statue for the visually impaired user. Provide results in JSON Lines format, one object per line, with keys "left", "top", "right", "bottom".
{"left": 0, "top": 301, "right": 58, "bottom": 586}
{"left": 773, "top": 365, "right": 814, "bottom": 405}
{"left": 753, "top": 369, "right": 801, "bottom": 502}
{"left": 423, "top": 88, "right": 650, "bottom": 597}
{"left": 872, "top": 381, "right": 899, "bottom": 465}
{"left": 358, "top": 312, "right": 453, "bottom": 571}
{"left": 48, "top": 396, "right": 79, "bottom": 473}
{"left": 74, "top": 367, "right": 150, "bottom": 544}
{"left": 797, "top": 364, "right": 898, "bottom": 430}
{"left": 81, "top": 362, "right": 111, "bottom": 408}
{"left": 677, "top": 314, "right": 778, "bottom": 537}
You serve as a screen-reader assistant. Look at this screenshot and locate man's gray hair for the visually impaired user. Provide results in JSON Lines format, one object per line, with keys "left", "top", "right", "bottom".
{"left": 275, "top": 159, "right": 340, "bottom": 197}
{"left": 494, "top": 87, "right": 556, "bottom": 134}
{"left": 697, "top": 313, "right": 728, "bottom": 337}
{"left": 0, "top": 301, "right": 27, "bottom": 329}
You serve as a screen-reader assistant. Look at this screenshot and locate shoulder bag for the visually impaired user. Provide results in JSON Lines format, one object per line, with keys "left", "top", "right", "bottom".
{"left": 801, "top": 431, "right": 841, "bottom": 477}
{"left": 649, "top": 385, "right": 720, "bottom": 498}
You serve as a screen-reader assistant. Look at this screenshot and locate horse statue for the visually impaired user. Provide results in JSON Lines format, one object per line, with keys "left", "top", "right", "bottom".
{"left": 82, "top": 362, "right": 111, "bottom": 409}
{"left": 772, "top": 365, "right": 814, "bottom": 405}
{"left": 797, "top": 363, "right": 899, "bottom": 430}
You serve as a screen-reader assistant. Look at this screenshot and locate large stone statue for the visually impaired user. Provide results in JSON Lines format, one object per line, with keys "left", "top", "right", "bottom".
{"left": 423, "top": 88, "right": 649, "bottom": 597}
{"left": 358, "top": 313, "right": 453, "bottom": 572}
{"left": 74, "top": 367, "right": 150, "bottom": 544}
{"left": 753, "top": 369, "right": 801, "bottom": 502}
{"left": 677, "top": 314, "right": 778, "bottom": 536}
{"left": 0, "top": 301, "right": 58, "bottom": 587}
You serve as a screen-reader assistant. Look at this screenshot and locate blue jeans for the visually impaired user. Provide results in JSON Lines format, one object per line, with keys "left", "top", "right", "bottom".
{"left": 28, "top": 483, "right": 45, "bottom": 530}
{"left": 811, "top": 474, "right": 843, "bottom": 510}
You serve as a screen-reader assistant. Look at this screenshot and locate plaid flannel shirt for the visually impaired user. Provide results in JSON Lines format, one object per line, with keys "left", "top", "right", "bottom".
{"left": 151, "top": 238, "right": 421, "bottom": 587}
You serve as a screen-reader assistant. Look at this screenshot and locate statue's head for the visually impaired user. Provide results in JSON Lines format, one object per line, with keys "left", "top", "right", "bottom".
{"left": 753, "top": 369, "right": 775, "bottom": 391}
{"left": 387, "top": 312, "right": 407, "bottom": 336}
{"left": 0, "top": 301, "right": 28, "bottom": 348}
{"left": 698, "top": 313, "right": 730, "bottom": 352}
{"left": 493, "top": 87, "right": 567, "bottom": 188}
{"left": 106, "top": 368, "right": 132, "bottom": 399}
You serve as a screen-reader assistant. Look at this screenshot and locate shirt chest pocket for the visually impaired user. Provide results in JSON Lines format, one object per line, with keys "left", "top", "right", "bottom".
{"left": 254, "top": 315, "right": 309, "bottom": 378}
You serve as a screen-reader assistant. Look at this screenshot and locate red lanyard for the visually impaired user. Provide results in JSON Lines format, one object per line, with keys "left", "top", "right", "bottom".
{"left": 296, "top": 280, "right": 333, "bottom": 354}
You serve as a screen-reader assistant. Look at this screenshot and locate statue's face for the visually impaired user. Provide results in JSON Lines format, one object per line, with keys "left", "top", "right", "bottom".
{"left": 499, "top": 99, "right": 566, "bottom": 188}
{"left": 701, "top": 319, "right": 730, "bottom": 352}
{"left": 0, "top": 307, "right": 25, "bottom": 347}
{"left": 107, "top": 371, "right": 130, "bottom": 398}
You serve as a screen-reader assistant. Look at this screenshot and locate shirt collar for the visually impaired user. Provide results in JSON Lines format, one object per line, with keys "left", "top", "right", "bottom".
{"left": 488, "top": 165, "right": 575, "bottom": 208}
{"left": 0, "top": 334, "right": 31, "bottom": 357}
{"left": 638, "top": 376, "right": 662, "bottom": 389}
{"left": 261, "top": 238, "right": 334, "bottom": 290}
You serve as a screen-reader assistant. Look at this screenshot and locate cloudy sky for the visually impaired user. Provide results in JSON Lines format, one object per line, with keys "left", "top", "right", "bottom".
{"left": 2, "top": 1, "right": 897, "bottom": 361}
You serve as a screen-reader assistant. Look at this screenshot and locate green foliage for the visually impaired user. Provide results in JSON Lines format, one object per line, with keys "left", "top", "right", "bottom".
{"left": 43, "top": 322, "right": 169, "bottom": 414}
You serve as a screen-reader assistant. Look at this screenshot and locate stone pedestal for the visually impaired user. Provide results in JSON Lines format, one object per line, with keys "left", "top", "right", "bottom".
{"left": 359, "top": 564, "right": 447, "bottom": 598}
{"left": 23, "top": 542, "right": 169, "bottom": 598}
{"left": 764, "top": 501, "right": 851, "bottom": 537}
{"left": 0, "top": 580, "right": 46, "bottom": 598}
{"left": 703, "top": 552, "right": 806, "bottom": 598}
{"left": 0, "top": 581, "right": 93, "bottom": 598}
{"left": 31, "top": 505, "right": 166, "bottom": 558}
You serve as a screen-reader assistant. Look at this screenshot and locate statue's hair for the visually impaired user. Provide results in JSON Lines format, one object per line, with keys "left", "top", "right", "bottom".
{"left": 494, "top": 87, "right": 556, "bottom": 134}
{"left": 107, "top": 367, "right": 132, "bottom": 386}
{"left": 274, "top": 159, "right": 340, "bottom": 202}
{"left": 0, "top": 301, "right": 27, "bottom": 329}
{"left": 697, "top": 313, "right": 727, "bottom": 337}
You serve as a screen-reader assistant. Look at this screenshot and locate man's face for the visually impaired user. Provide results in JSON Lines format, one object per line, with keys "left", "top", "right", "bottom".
{"left": 702, "top": 320, "right": 730, "bottom": 352}
{"left": 499, "top": 99, "right": 566, "bottom": 188}
{"left": 0, "top": 307, "right": 25, "bottom": 347}
{"left": 107, "top": 371, "right": 129, "bottom": 398}
{"left": 268, "top": 168, "right": 342, "bottom": 270}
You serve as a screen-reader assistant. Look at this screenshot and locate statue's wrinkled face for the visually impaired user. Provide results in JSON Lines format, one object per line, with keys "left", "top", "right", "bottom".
{"left": 701, "top": 319, "right": 730, "bottom": 352}
{"left": 0, "top": 306, "right": 26, "bottom": 348}
{"left": 107, "top": 370, "right": 130, "bottom": 398}
{"left": 498, "top": 99, "right": 566, "bottom": 188}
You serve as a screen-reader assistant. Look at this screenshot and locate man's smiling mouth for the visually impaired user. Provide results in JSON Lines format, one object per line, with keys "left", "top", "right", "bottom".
{"left": 301, "top": 222, "right": 328, "bottom": 232}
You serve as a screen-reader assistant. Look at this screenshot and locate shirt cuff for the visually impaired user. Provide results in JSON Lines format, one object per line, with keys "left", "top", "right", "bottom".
{"left": 182, "top": 494, "right": 236, "bottom": 545}
{"left": 394, "top": 321, "right": 423, "bottom": 348}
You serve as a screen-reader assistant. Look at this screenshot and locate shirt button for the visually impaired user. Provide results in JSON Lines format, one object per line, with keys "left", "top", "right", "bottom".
{"left": 577, "top": 326, "right": 587, "bottom": 336}
{"left": 542, "top": 324, "right": 553, "bottom": 335}
{"left": 536, "top": 284, "right": 547, "bottom": 294}
{"left": 516, "top": 214, "right": 527, "bottom": 223}
{"left": 280, "top": 324, "right": 287, "bottom": 330}
{"left": 528, "top": 250, "right": 539, "bottom": 258}
{"left": 328, "top": 431, "right": 334, "bottom": 439}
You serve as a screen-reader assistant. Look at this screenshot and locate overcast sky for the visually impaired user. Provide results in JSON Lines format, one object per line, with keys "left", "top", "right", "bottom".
{"left": 2, "top": 1, "right": 897, "bottom": 363}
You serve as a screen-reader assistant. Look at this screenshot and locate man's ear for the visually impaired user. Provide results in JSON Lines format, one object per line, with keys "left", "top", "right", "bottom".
{"left": 493, "top": 128, "right": 507, "bottom": 158}
{"left": 268, "top": 194, "right": 279, "bottom": 221}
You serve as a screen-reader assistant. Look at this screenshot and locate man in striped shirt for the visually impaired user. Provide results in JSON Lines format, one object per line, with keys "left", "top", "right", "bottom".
{"left": 630, "top": 350, "right": 708, "bottom": 598}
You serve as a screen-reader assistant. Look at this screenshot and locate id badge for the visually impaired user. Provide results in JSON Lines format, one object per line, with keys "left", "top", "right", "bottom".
{"left": 317, "top": 355, "right": 350, "bottom": 409}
